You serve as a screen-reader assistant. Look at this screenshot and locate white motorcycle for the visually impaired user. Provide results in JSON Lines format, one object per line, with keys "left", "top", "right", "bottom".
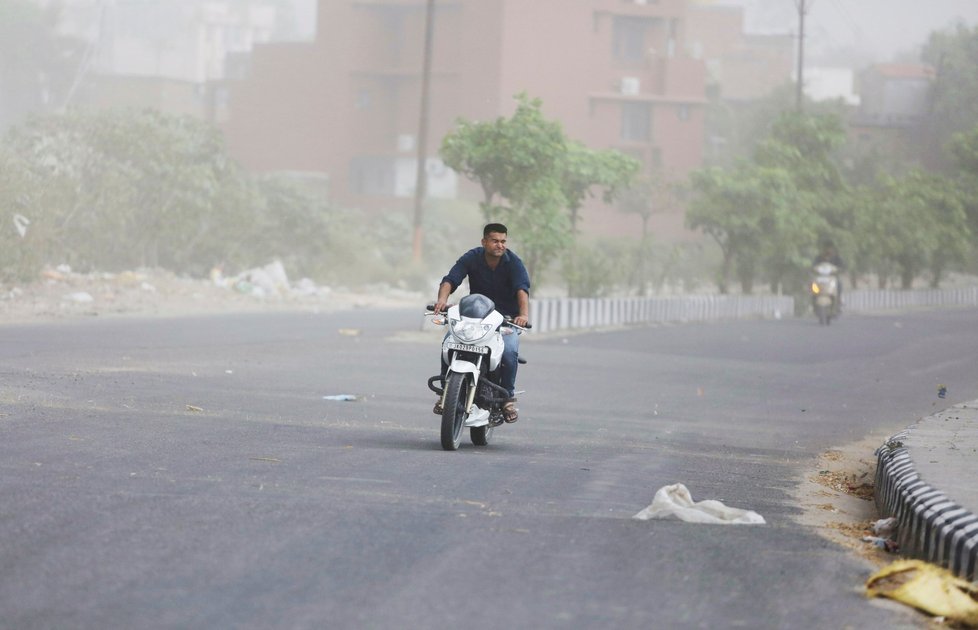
{"left": 810, "top": 261, "right": 840, "bottom": 325}
{"left": 426, "top": 294, "right": 528, "bottom": 451}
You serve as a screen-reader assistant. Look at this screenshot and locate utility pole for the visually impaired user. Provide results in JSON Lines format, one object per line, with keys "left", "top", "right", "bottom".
{"left": 795, "top": 0, "right": 810, "bottom": 112}
{"left": 411, "top": 0, "right": 436, "bottom": 264}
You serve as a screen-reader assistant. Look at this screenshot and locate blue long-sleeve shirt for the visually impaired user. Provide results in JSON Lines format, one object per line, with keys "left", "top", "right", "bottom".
{"left": 441, "top": 247, "right": 531, "bottom": 318}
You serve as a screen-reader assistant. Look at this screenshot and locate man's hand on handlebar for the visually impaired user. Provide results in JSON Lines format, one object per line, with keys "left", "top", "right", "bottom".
{"left": 512, "top": 315, "right": 529, "bottom": 328}
{"left": 433, "top": 301, "right": 449, "bottom": 314}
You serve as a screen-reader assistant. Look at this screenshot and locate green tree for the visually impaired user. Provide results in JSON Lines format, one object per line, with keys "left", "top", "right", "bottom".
{"left": 560, "top": 141, "right": 639, "bottom": 230}
{"left": 686, "top": 163, "right": 800, "bottom": 294}
{"left": 855, "top": 171, "right": 970, "bottom": 289}
{"left": 753, "top": 111, "right": 850, "bottom": 292}
{"left": 440, "top": 93, "right": 566, "bottom": 222}
{"left": 922, "top": 24, "right": 978, "bottom": 168}
{"left": 441, "top": 93, "right": 638, "bottom": 282}
{"left": 617, "top": 171, "right": 676, "bottom": 296}
{"left": 948, "top": 124, "right": 978, "bottom": 261}
{"left": 0, "top": 109, "right": 262, "bottom": 278}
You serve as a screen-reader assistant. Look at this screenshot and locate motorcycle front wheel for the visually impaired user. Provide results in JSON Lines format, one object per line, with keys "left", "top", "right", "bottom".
{"left": 814, "top": 303, "right": 828, "bottom": 325}
{"left": 441, "top": 372, "right": 469, "bottom": 451}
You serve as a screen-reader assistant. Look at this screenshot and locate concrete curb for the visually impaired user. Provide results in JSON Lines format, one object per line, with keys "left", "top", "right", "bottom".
{"left": 875, "top": 411, "right": 978, "bottom": 580}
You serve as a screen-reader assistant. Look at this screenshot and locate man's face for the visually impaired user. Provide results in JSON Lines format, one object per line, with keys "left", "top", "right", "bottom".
{"left": 482, "top": 232, "right": 507, "bottom": 258}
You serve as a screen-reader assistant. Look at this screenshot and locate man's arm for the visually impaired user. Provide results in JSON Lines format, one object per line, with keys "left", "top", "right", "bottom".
{"left": 434, "top": 281, "right": 453, "bottom": 314}
{"left": 434, "top": 250, "right": 474, "bottom": 313}
{"left": 513, "top": 289, "right": 529, "bottom": 327}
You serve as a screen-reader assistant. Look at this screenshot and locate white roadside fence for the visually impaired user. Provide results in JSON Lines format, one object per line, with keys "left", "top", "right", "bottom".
{"left": 528, "top": 287, "right": 978, "bottom": 335}
{"left": 844, "top": 287, "right": 978, "bottom": 313}
{"left": 528, "top": 295, "right": 792, "bottom": 334}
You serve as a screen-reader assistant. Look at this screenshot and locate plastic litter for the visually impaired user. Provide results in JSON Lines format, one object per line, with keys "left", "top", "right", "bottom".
{"left": 13, "top": 213, "right": 30, "bottom": 238}
{"left": 865, "top": 559, "right": 978, "bottom": 625}
{"left": 873, "top": 516, "right": 898, "bottom": 537}
{"left": 862, "top": 535, "right": 899, "bottom": 552}
{"left": 62, "top": 292, "right": 94, "bottom": 303}
{"left": 632, "top": 483, "right": 766, "bottom": 525}
{"left": 322, "top": 394, "right": 361, "bottom": 402}
{"left": 938, "top": 384, "right": 948, "bottom": 399}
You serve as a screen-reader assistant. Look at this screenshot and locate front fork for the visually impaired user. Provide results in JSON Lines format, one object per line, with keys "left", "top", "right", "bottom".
{"left": 435, "top": 353, "right": 484, "bottom": 412}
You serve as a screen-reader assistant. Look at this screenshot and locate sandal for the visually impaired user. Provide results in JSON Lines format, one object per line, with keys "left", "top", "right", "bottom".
{"left": 503, "top": 399, "right": 518, "bottom": 423}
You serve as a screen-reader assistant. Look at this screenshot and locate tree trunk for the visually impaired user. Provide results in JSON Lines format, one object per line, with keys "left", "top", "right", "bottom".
{"left": 719, "top": 250, "right": 733, "bottom": 294}
{"left": 901, "top": 268, "right": 914, "bottom": 290}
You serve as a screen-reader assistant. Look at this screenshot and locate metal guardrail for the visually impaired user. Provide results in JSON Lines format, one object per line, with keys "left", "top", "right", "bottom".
{"left": 528, "top": 295, "right": 793, "bottom": 334}
{"left": 528, "top": 287, "right": 978, "bottom": 334}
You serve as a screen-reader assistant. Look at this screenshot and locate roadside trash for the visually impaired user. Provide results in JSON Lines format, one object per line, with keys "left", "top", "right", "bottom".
{"left": 13, "top": 213, "right": 30, "bottom": 238}
{"left": 140, "top": 282, "right": 156, "bottom": 293}
{"left": 323, "top": 394, "right": 361, "bottom": 402}
{"left": 633, "top": 483, "right": 766, "bottom": 525}
{"left": 862, "top": 536, "right": 899, "bottom": 553}
{"left": 186, "top": 405, "right": 203, "bottom": 412}
{"left": 115, "top": 270, "right": 145, "bottom": 286}
{"left": 42, "top": 268, "right": 66, "bottom": 282}
{"left": 938, "top": 385, "right": 947, "bottom": 399}
{"left": 338, "top": 328, "right": 361, "bottom": 337}
{"left": 62, "top": 292, "right": 94, "bottom": 303}
{"left": 873, "top": 517, "right": 898, "bottom": 537}
{"left": 865, "top": 559, "right": 978, "bottom": 625}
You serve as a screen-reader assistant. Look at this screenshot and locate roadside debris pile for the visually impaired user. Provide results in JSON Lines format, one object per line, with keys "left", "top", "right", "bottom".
{"left": 208, "top": 260, "right": 331, "bottom": 300}
{"left": 0, "top": 261, "right": 421, "bottom": 324}
{"left": 815, "top": 468, "right": 875, "bottom": 500}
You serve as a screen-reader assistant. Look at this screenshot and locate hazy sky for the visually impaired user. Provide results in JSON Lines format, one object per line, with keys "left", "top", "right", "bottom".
{"left": 727, "top": 0, "right": 978, "bottom": 63}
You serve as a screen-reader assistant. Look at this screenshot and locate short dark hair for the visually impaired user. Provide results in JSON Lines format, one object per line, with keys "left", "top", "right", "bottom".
{"left": 483, "top": 223, "right": 507, "bottom": 238}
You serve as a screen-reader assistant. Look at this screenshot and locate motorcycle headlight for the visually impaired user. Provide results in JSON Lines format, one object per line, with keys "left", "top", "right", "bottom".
{"left": 811, "top": 282, "right": 820, "bottom": 294}
{"left": 451, "top": 318, "right": 492, "bottom": 342}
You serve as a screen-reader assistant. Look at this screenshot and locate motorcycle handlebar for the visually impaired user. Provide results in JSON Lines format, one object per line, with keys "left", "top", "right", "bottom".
{"left": 423, "top": 305, "right": 532, "bottom": 329}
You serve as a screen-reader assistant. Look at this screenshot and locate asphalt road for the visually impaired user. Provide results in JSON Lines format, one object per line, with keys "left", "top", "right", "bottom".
{"left": 2, "top": 307, "right": 977, "bottom": 629}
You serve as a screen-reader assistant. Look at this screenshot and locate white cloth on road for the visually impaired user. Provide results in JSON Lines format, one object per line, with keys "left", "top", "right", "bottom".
{"left": 633, "top": 483, "right": 766, "bottom": 525}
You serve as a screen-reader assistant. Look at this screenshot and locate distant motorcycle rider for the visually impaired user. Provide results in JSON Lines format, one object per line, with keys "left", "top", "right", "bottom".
{"left": 433, "top": 223, "right": 530, "bottom": 422}
{"left": 813, "top": 241, "right": 845, "bottom": 307}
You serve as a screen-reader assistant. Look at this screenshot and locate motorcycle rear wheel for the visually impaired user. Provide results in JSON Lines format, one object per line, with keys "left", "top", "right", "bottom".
{"left": 441, "top": 373, "right": 469, "bottom": 451}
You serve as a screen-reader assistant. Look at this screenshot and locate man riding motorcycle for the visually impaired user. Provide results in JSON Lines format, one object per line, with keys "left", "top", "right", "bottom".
{"left": 433, "top": 223, "right": 530, "bottom": 423}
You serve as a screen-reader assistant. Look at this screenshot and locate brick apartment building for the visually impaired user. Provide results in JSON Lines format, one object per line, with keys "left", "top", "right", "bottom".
{"left": 224, "top": 0, "right": 713, "bottom": 239}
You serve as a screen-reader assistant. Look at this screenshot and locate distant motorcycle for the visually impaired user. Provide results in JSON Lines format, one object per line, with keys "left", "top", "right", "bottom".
{"left": 810, "top": 262, "right": 840, "bottom": 325}
{"left": 425, "top": 294, "right": 528, "bottom": 451}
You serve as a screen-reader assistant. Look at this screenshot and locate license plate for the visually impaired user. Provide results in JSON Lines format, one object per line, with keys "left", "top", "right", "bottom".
{"left": 446, "top": 342, "right": 489, "bottom": 354}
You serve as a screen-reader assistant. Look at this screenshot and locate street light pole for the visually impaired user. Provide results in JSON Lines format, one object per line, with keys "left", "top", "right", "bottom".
{"left": 411, "top": 0, "right": 435, "bottom": 264}
{"left": 795, "top": 0, "right": 809, "bottom": 112}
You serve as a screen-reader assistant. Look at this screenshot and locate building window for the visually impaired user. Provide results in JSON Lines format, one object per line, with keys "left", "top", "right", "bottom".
{"left": 613, "top": 16, "right": 648, "bottom": 61}
{"left": 621, "top": 102, "right": 651, "bottom": 141}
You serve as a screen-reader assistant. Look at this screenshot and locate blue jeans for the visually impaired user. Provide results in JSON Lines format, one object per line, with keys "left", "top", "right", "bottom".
{"left": 441, "top": 331, "right": 520, "bottom": 398}
{"left": 500, "top": 331, "right": 519, "bottom": 398}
